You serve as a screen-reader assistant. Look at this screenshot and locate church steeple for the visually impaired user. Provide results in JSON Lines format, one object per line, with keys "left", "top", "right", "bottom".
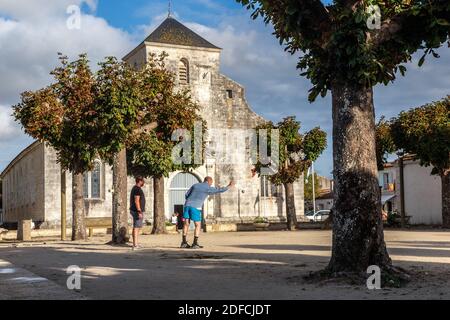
{"left": 143, "top": 16, "right": 220, "bottom": 50}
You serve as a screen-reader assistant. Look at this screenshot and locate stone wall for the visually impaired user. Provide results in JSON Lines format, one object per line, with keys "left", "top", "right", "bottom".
{"left": 1, "top": 142, "right": 45, "bottom": 224}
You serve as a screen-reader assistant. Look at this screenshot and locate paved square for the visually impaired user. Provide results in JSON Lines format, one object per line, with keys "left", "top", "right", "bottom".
{"left": 1, "top": 229, "right": 450, "bottom": 299}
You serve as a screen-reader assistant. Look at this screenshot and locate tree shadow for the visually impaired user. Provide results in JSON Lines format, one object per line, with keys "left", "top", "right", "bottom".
{"left": 1, "top": 239, "right": 450, "bottom": 300}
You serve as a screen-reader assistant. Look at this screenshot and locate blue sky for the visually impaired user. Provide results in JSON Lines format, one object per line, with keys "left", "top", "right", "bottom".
{"left": 0, "top": 0, "right": 449, "bottom": 178}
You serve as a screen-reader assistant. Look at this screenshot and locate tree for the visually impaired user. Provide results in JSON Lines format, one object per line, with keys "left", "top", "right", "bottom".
{"left": 93, "top": 57, "right": 142, "bottom": 244}
{"left": 238, "top": 0, "right": 449, "bottom": 276}
{"left": 376, "top": 116, "right": 397, "bottom": 170}
{"left": 388, "top": 97, "right": 450, "bottom": 227}
{"left": 14, "top": 54, "right": 97, "bottom": 240}
{"left": 304, "top": 172, "right": 321, "bottom": 211}
{"left": 127, "top": 54, "right": 206, "bottom": 234}
{"left": 255, "top": 117, "right": 327, "bottom": 230}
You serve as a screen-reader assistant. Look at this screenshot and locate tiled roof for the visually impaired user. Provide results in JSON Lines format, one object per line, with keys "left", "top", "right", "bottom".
{"left": 144, "top": 17, "right": 220, "bottom": 49}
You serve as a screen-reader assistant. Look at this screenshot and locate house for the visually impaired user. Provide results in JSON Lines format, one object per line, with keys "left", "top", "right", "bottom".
{"left": 315, "top": 175, "right": 333, "bottom": 211}
{"left": 0, "top": 17, "right": 304, "bottom": 229}
{"left": 378, "top": 155, "right": 442, "bottom": 225}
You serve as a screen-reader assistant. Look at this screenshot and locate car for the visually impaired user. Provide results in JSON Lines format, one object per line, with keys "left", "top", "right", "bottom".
{"left": 305, "top": 210, "right": 315, "bottom": 217}
{"left": 311, "top": 210, "right": 331, "bottom": 222}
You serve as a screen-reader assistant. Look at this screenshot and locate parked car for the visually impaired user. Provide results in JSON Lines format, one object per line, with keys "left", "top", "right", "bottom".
{"left": 311, "top": 210, "right": 331, "bottom": 222}
{"left": 305, "top": 210, "right": 315, "bottom": 217}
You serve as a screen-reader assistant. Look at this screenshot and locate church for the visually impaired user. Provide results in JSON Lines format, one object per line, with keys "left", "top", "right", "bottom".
{"left": 0, "top": 17, "right": 304, "bottom": 229}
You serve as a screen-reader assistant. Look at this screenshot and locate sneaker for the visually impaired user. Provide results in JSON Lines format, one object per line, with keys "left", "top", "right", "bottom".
{"left": 190, "top": 244, "right": 204, "bottom": 249}
{"left": 132, "top": 245, "right": 143, "bottom": 251}
{"left": 180, "top": 242, "right": 191, "bottom": 249}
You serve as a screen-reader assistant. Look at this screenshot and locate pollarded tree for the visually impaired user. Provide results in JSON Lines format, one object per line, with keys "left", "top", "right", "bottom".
{"left": 238, "top": 0, "right": 449, "bottom": 275}
{"left": 389, "top": 96, "right": 450, "bottom": 227}
{"left": 255, "top": 117, "right": 327, "bottom": 230}
{"left": 127, "top": 54, "right": 206, "bottom": 234}
{"left": 93, "top": 57, "right": 142, "bottom": 244}
{"left": 14, "top": 54, "right": 97, "bottom": 240}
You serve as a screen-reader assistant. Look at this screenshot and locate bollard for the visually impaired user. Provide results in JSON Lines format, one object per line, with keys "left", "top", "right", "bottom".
{"left": 17, "top": 219, "right": 32, "bottom": 241}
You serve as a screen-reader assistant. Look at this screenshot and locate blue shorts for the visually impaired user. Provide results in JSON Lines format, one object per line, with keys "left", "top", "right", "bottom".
{"left": 183, "top": 206, "right": 202, "bottom": 222}
{"left": 130, "top": 211, "right": 144, "bottom": 228}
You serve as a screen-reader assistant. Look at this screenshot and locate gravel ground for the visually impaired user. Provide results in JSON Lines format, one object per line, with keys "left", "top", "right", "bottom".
{"left": 1, "top": 229, "right": 450, "bottom": 300}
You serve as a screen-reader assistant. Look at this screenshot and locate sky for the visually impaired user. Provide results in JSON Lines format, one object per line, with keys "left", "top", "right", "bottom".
{"left": 0, "top": 0, "right": 449, "bottom": 178}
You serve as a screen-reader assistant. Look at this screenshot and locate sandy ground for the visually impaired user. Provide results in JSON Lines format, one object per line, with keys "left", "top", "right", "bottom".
{"left": 1, "top": 229, "right": 450, "bottom": 300}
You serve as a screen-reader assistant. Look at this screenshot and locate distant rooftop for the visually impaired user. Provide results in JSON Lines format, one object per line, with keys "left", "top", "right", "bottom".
{"left": 144, "top": 17, "right": 220, "bottom": 50}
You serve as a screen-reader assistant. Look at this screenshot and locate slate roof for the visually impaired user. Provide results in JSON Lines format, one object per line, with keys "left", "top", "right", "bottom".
{"left": 144, "top": 17, "right": 220, "bottom": 49}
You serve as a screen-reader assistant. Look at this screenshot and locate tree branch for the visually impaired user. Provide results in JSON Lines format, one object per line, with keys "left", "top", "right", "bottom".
{"left": 369, "top": 16, "right": 404, "bottom": 47}
{"left": 258, "top": 0, "right": 332, "bottom": 49}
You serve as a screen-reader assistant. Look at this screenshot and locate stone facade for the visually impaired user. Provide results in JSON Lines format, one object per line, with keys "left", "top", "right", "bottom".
{"left": 0, "top": 17, "right": 304, "bottom": 228}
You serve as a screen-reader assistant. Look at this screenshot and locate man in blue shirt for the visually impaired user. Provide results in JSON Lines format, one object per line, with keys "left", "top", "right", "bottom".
{"left": 181, "top": 176, "right": 234, "bottom": 249}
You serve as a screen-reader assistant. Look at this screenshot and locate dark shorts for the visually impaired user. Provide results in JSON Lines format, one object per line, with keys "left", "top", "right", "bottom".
{"left": 130, "top": 211, "right": 144, "bottom": 228}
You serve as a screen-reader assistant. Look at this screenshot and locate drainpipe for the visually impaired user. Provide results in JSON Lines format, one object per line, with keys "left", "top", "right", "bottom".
{"left": 398, "top": 154, "right": 406, "bottom": 228}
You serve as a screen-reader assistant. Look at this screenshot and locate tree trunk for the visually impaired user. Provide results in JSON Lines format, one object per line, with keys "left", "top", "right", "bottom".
{"left": 441, "top": 171, "right": 450, "bottom": 228}
{"left": 284, "top": 182, "right": 297, "bottom": 231}
{"left": 112, "top": 149, "right": 130, "bottom": 244}
{"left": 72, "top": 172, "right": 86, "bottom": 241}
{"left": 152, "top": 175, "right": 166, "bottom": 234}
{"left": 328, "top": 83, "right": 391, "bottom": 273}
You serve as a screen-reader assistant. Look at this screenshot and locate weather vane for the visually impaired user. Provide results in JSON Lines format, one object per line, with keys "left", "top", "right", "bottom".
{"left": 168, "top": 0, "right": 172, "bottom": 17}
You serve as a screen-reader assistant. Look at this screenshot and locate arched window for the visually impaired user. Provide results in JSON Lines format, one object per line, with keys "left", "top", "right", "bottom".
{"left": 91, "top": 161, "right": 101, "bottom": 198}
{"left": 83, "top": 160, "right": 103, "bottom": 199}
{"left": 179, "top": 58, "right": 189, "bottom": 85}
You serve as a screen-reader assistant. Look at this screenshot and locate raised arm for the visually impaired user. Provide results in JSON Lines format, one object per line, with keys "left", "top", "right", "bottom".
{"left": 206, "top": 186, "right": 229, "bottom": 195}
{"left": 206, "top": 181, "right": 235, "bottom": 195}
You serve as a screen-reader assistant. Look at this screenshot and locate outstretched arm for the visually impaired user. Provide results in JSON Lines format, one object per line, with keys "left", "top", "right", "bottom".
{"left": 206, "top": 186, "right": 229, "bottom": 195}
{"left": 206, "top": 181, "right": 235, "bottom": 195}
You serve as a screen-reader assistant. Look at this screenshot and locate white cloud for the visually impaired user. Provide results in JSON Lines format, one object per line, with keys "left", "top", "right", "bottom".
{"left": 0, "top": 1, "right": 448, "bottom": 177}
{"left": 0, "top": 0, "right": 135, "bottom": 171}
{"left": 0, "top": 0, "right": 97, "bottom": 21}
{"left": 0, "top": 105, "right": 18, "bottom": 139}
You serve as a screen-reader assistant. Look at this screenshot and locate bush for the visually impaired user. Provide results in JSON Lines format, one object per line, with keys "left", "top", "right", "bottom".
{"left": 254, "top": 217, "right": 269, "bottom": 224}
{"left": 387, "top": 211, "right": 401, "bottom": 227}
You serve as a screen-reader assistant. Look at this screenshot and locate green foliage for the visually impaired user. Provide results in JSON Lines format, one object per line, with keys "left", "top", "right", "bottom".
{"left": 14, "top": 54, "right": 98, "bottom": 174}
{"left": 390, "top": 96, "right": 450, "bottom": 175}
{"left": 94, "top": 57, "right": 141, "bottom": 164}
{"left": 237, "top": 0, "right": 450, "bottom": 101}
{"left": 304, "top": 173, "right": 321, "bottom": 201}
{"left": 127, "top": 54, "right": 207, "bottom": 179}
{"left": 254, "top": 116, "right": 327, "bottom": 185}
{"left": 254, "top": 216, "right": 269, "bottom": 223}
{"left": 376, "top": 116, "right": 397, "bottom": 170}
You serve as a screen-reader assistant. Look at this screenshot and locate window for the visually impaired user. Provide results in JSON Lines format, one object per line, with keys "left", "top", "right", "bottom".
{"left": 83, "top": 160, "right": 103, "bottom": 199}
{"left": 179, "top": 58, "right": 189, "bottom": 85}
{"left": 91, "top": 162, "right": 101, "bottom": 198}
{"left": 261, "top": 175, "right": 273, "bottom": 198}
{"left": 226, "top": 90, "right": 233, "bottom": 99}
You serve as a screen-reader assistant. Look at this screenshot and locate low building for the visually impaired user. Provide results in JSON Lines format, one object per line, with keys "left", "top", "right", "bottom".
{"left": 315, "top": 191, "right": 333, "bottom": 211}
{"left": 378, "top": 155, "right": 442, "bottom": 225}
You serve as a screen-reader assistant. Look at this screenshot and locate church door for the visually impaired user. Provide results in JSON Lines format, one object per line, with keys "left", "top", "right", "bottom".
{"left": 168, "top": 172, "right": 201, "bottom": 220}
